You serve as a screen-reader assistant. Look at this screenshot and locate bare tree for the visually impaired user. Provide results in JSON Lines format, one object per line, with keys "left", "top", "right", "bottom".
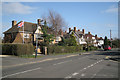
{"left": 42, "top": 10, "right": 68, "bottom": 36}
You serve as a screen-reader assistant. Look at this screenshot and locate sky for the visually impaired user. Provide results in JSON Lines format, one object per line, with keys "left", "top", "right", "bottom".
{"left": 1, "top": 2, "right": 118, "bottom": 39}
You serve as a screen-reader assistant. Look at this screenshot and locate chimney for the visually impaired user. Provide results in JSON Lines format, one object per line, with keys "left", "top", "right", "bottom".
{"left": 37, "top": 19, "right": 41, "bottom": 25}
{"left": 95, "top": 34, "right": 97, "bottom": 39}
{"left": 74, "top": 27, "right": 76, "bottom": 32}
{"left": 65, "top": 31, "right": 67, "bottom": 33}
{"left": 88, "top": 32, "right": 91, "bottom": 34}
{"left": 78, "top": 29, "right": 80, "bottom": 31}
{"left": 12, "top": 20, "right": 17, "bottom": 27}
{"left": 95, "top": 34, "right": 97, "bottom": 37}
{"left": 100, "top": 37, "right": 102, "bottom": 39}
{"left": 69, "top": 28, "right": 71, "bottom": 33}
{"left": 82, "top": 29, "right": 85, "bottom": 34}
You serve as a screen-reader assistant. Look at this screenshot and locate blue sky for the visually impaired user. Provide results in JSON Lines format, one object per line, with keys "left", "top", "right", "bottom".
{"left": 2, "top": 2, "right": 118, "bottom": 39}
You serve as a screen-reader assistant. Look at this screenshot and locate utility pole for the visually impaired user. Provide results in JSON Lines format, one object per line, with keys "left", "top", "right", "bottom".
{"left": 110, "top": 29, "right": 111, "bottom": 40}
{"left": 110, "top": 29, "right": 112, "bottom": 47}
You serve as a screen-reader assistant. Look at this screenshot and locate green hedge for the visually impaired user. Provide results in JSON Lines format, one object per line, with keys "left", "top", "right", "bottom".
{"left": 2, "top": 43, "right": 34, "bottom": 56}
{"left": 47, "top": 45, "right": 83, "bottom": 54}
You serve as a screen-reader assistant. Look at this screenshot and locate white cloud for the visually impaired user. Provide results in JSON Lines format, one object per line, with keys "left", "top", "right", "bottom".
{"left": 102, "top": 5, "right": 118, "bottom": 13}
{"left": 2, "top": 2, "right": 37, "bottom": 14}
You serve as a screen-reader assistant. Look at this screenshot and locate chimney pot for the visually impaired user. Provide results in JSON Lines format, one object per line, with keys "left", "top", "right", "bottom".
{"left": 88, "top": 32, "right": 90, "bottom": 34}
{"left": 95, "top": 34, "right": 97, "bottom": 39}
{"left": 74, "top": 27, "right": 76, "bottom": 32}
{"left": 69, "top": 28, "right": 71, "bottom": 33}
{"left": 82, "top": 29, "right": 85, "bottom": 34}
{"left": 12, "top": 20, "right": 17, "bottom": 27}
{"left": 37, "top": 19, "right": 41, "bottom": 25}
{"left": 95, "top": 34, "right": 97, "bottom": 37}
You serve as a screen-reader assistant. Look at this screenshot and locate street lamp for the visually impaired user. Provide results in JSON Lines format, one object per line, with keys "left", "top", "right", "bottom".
{"left": 35, "top": 33, "right": 38, "bottom": 58}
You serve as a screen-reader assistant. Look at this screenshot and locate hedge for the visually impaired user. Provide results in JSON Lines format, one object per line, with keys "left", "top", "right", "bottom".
{"left": 47, "top": 45, "right": 83, "bottom": 54}
{"left": 2, "top": 43, "right": 34, "bottom": 56}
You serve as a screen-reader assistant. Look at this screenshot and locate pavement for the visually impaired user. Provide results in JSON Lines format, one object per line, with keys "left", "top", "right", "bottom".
{"left": 1, "top": 50, "right": 120, "bottom": 80}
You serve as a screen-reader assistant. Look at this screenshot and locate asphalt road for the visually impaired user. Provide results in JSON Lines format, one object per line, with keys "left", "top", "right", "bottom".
{"left": 1, "top": 50, "right": 119, "bottom": 80}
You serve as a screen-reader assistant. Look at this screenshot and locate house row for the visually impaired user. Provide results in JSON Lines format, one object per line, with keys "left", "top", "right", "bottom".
{"left": 3, "top": 19, "right": 104, "bottom": 47}
{"left": 63, "top": 27, "right": 104, "bottom": 47}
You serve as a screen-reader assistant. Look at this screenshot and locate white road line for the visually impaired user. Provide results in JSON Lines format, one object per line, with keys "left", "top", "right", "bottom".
{"left": 65, "top": 76, "right": 72, "bottom": 78}
{"left": 72, "top": 72, "right": 79, "bottom": 76}
{"left": 90, "top": 64, "right": 94, "bottom": 67}
{"left": 65, "top": 59, "right": 103, "bottom": 79}
{"left": 81, "top": 73, "right": 85, "bottom": 77}
{"left": 2, "top": 67, "right": 41, "bottom": 78}
{"left": 83, "top": 67, "right": 87, "bottom": 70}
{"left": 91, "top": 73, "right": 97, "bottom": 78}
{"left": 53, "top": 60, "right": 72, "bottom": 65}
{"left": 54, "top": 56, "right": 88, "bottom": 66}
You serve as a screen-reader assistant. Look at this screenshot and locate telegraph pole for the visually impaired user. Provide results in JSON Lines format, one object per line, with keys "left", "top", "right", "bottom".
{"left": 110, "top": 29, "right": 111, "bottom": 40}
{"left": 110, "top": 29, "right": 112, "bottom": 47}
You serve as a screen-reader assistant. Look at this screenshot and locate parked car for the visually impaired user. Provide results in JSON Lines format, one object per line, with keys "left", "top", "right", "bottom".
{"left": 104, "top": 45, "right": 111, "bottom": 51}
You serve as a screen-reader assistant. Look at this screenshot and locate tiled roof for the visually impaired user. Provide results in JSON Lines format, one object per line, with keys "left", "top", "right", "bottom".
{"left": 4, "top": 21, "right": 37, "bottom": 34}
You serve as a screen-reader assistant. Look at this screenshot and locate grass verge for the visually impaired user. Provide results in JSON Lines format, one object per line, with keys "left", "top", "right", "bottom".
{"left": 19, "top": 55, "right": 43, "bottom": 58}
{"left": 50, "top": 50, "right": 86, "bottom": 55}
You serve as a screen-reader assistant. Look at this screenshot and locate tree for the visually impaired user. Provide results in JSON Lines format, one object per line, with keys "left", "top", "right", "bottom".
{"left": 58, "top": 37, "right": 66, "bottom": 46}
{"left": 42, "top": 10, "right": 68, "bottom": 37}
{"left": 112, "top": 38, "right": 120, "bottom": 48}
{"left": 67, "top": 32, "right": 77, "bottom": 46}
{"left": 41, "top": 21, "right": 54, "bottom": 46}
{"left": 58, "top": 32, "right": 77, "bottom": 46}
{"left": 104, "top": 36, "right": 109, "bottom": 46}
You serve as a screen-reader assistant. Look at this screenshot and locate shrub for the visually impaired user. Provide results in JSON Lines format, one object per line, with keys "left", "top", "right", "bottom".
{"left": 47, "top": 45, "right": 83, "bottom": 54}
{"left": 2, "top": 43, "right": 34, "bottom": 56}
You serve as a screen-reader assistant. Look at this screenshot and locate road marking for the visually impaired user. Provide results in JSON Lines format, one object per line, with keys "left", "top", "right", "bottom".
{"left": 83, "top": 53, "right": 90, "bottom": 54}
{"left": 83, "top": 67, "right": 87, "bottom": 70}
{"left": 2, "top": 67, "right": 41, "bottom": 78}
{"left": 0, "top": 55, "right": 11, "bottom": 57}
{"left": 90, "top": 64, "right": 94, "bottom": 67}
{"left": 53, "top": 56, "right": 88, "bottom": 66}
{"left": 65, "top": 76, "right": 72, "bottom": 78}
{"left": 81, "top": 73, "right": 85, "bottom": 77}
{"left": 65, "top": 59, "right": 103, "bottom": 79}
{"left": 72, "top": 72, "right": 79, "bottom": 76}
{"left": 53, "top": 60, "right": 72, "bottom": 65}
{"left": 87, "top": 65, "right": 91, "bottom": 68}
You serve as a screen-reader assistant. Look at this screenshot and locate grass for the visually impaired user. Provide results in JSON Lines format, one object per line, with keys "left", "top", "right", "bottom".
{"left": 50, "top": 50, "right": 86, "bottom": 55}
{"left": 19, "top": 55, "right": 43, "bottom": 58}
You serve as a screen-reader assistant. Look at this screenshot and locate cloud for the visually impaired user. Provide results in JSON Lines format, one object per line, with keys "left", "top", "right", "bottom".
{"left": 102, "top": 5, "right": 118, "bottom": 13}
{"left": 104, "top": 23, "right": 117, "bottom": 28}
{"left": 2, "top": 2, "right": 37, "bottom": 14}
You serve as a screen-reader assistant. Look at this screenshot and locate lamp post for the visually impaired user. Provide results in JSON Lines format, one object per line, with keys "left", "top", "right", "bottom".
{"left": 35, "top": 33, "right": 38, "bottom": 58}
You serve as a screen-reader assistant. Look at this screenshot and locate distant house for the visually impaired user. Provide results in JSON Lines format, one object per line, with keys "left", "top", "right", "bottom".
{"left": 97, "top": 37, "right": 104, "bottom": 47}
{"left": 54, "top": 29, "right": 63, "bottom": 44}
{"left": 84, "top": 32, "right": 97, "bottom": 46}
{"left": 3, "top": 19, "right": 43, "bottom": 44}
{"left": 64, "top": 27, "right": 104, "bottom": 47}
{"left": 66, "top": 27, "right": 87, "bottom": 45}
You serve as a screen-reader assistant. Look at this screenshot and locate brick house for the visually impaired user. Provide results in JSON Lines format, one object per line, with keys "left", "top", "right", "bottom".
{"left": 3, "top": 19, "right": 43, "bottom": 44}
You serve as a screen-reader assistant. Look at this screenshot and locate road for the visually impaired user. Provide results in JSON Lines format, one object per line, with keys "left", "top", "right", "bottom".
{"left": 1, "top": 50, "right": 119, "bottom": 80}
